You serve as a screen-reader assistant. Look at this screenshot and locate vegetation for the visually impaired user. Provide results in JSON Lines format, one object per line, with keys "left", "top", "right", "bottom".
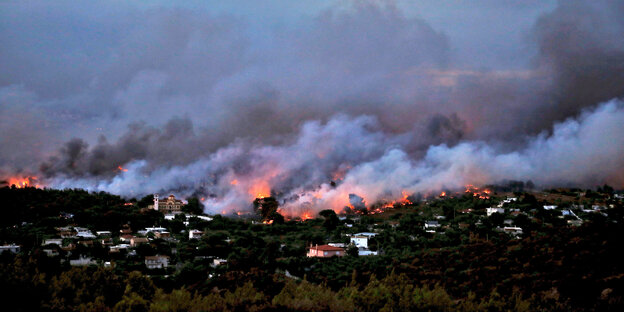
{"left": 1, "top": 185, "right": 623, "bottom": 311}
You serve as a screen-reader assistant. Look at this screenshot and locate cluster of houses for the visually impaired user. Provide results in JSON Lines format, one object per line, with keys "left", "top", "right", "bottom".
{"left": 39, "top": 224, "right": 175, "bottom": 268}
{"left": 3, "top": 191, "right": 622, "bottom": 271}
{"left": 23, "top": 195, "right": 222, "bottom": 269}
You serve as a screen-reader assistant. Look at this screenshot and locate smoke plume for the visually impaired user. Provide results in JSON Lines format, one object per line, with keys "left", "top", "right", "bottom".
{"left": 2, "top": 0, "right": 624, "bottom": 216}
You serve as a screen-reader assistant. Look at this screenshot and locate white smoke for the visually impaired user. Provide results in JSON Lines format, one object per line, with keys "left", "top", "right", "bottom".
{"left": 48, "top": 99, "right": 624, "bottom": 215}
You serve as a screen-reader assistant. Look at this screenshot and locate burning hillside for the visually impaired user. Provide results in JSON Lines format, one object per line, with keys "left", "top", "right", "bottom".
{"left": 2, "top": 176, "right": 41, "bottom": 189}
{"left": 2, "top": 1, "right": 624, "bottom": 218}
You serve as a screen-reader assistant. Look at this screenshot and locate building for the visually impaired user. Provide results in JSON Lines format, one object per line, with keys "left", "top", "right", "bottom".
{"left": 358, "top": 249, "right": 378, "bottom": 256}
{"left": 42, "top": 238, "right": 63, "bottom": 246}
{"left": 75, "top": 227, "right": 96, "bottom": 239}
{"left": 350, "top": 235, "right": 369, "bottom": 248}
{"left": 148, "top": 194, "right": 185, "bottom": 214}
{"left": 145, "top": 255, "right": 169, "bottom": 269}
{"left": 307, "top": 244, "right": 345, "bottom": 258}
{"left": 154, "top": 231, "right": 170, "bottom": 239}
{"left": 69, "top": 256, "right": 96, "bottom": 266}
{"left": 57, "top": 226, "right": 75, "bottom": 238}
{"left": 212, "top": 258, "right": 228, "bottom": 267}
{"left": 424, "top": 221, "right": 440, "bottom": 230}
{"left": 502, "top": 226, "right": 523, "bottom": 238}
{"left": 0, "top": 244, "right": 20, "bottom": 254}
{"left": 130, "top": 237, "right": 149, "bottom": 247}
{"left": 486, "top": 207, "right": 505, "bottom": 216}
{"left": 189, "top": 229, "right": 204, "bottom": 239}
{"left": 43, "top": 248, "right": 59, "bottom": 257}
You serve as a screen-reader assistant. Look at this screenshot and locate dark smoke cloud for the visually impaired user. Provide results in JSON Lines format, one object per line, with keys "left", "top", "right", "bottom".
{"left": 2, "top": 0, "right": 624, "bottom": 214}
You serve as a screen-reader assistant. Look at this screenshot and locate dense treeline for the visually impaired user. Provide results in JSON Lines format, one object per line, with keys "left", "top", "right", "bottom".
{"left": 0, "top": 253, "right": 557, "bottom": 311}
{"left": 1, "top": 186, "right": 624, "bottom": 311}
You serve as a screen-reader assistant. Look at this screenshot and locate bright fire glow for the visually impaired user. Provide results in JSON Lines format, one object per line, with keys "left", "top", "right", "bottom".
{"left": 117, "top": 166, "right": 128, "bottom": 172}
{"left": 464, "top": 184, "right": 491, "bottom": 199}
{"left": 250, "top": 181, "right": 271, "bottom": 199}
{"left": 7, "top": 176, "right": 40, "bottom": 189}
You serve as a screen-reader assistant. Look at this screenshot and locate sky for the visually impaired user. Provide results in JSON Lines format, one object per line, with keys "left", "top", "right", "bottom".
{"left": 1, "top": 0, "right": 623, "bottom": 214}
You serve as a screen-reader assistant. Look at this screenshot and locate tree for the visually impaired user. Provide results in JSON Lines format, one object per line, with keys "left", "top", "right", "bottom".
{"left": 183, "top": 197, "right": 204, "bottom": 215}
{"left": 254, "top": 197, "right": 279, "bottom": 220}
{"left": 137, "top": 195, "right": 154, "bottom": 208}
{"left": 319, "top": 209, "right": 340, "bottom": 231}
{"left": 346, "top": 245, "right": 359, "bottom": 257}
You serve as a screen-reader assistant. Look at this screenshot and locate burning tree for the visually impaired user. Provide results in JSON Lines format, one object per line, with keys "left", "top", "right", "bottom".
{"left": 253, "top": 196, "right": 280, "bottom": 221}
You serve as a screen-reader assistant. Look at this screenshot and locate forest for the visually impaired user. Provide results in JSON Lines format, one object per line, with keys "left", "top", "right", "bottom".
{"left": 1, "top": 185, "right": 623, "bottom": 311}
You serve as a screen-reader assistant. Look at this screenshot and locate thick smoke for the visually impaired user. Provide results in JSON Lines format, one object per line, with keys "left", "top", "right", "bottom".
{"left": 2, "top": 1, "right": 624, "bottom": 215}
{"left": 48, "top": 99, "right": 624, "bottom": 215}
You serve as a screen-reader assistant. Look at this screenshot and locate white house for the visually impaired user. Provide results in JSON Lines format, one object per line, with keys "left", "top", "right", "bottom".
{"left": 143, "top": 227, "right": 168, "bottom": 234}
{"left": 212, "top": 258, "right": 228, "bottom": 267}
{"left": 69, "top": 256, "right": 96, "bottom": 266}
{"left": 353, "top": 232, "right": 377, "bottom": 238}
{"left": 42, "top": 238, "right": 63, "bottom": 246}
{"left": 145, "top": 255, "right": 169, "bottom": 269}
{"left": 424, "top": 221, "right": 440, "bottom": 229}
{"left": 486, "top": 207, "right": 505, "bottom": 216}
{"left": 43, "top": 249, "right": 59, "bottom": 257}
{"left": 189, "top": 229, "right": 204, "bottom": 239}
{"left": 358, "top": 249, "right": 378, "bottom": 256}
{"left": 543, "top": 205, "right": 558, "bottom": 210}
{"left": 502, "top": 226, "right": 523, "bottom": 238}
{"left": 75, "top": 227, "right": 96, "bottom": 239}
{"left": 0, "top": 244, "right": 20, "bottom": 254}
{"left": 350, "top": 235, "right": 369, "bottom": 249}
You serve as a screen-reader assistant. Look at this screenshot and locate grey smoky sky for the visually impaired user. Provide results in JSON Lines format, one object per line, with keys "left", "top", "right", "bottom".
{"left": 1, "top": 0, "right": 624, "bottom": 213}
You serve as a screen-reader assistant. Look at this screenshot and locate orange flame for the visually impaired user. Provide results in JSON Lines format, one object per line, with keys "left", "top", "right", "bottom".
{"left": 7, "top": 176, "right": 39, "bottom": 189}
{"left": 250, "top": 181, "right": 271, "bottom": 199}
{"left": 464, "top": 184, "right": 491, "bottom": 199}
{"left": 440, "top": 191, "right": 446, "bottom": 197}
{"left": 117, "top": 166, "right": 128, "bottom": 172}
{"left": 301, "top": 212, "right": 313, "bottom": 221}
{"left": 230, "top": 179, "right": 238, "bottom": 185}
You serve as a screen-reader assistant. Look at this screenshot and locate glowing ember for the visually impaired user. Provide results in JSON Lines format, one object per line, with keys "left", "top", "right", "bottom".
{"left": 262, "top": 219, "right": 274, "bottom": 225}
{"left": 230, "top": 179, "right": 238, "bottom": 185}
{"left": 117, "top": 166, "right": 128, "bottom": 172}
{"left": 464, "top": 184, "right": 491, "bottom": 199}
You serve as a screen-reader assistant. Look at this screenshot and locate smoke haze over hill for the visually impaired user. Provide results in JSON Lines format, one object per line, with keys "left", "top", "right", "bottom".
{"left": 1, "top": 0, "right": 624, "bottom": 214}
